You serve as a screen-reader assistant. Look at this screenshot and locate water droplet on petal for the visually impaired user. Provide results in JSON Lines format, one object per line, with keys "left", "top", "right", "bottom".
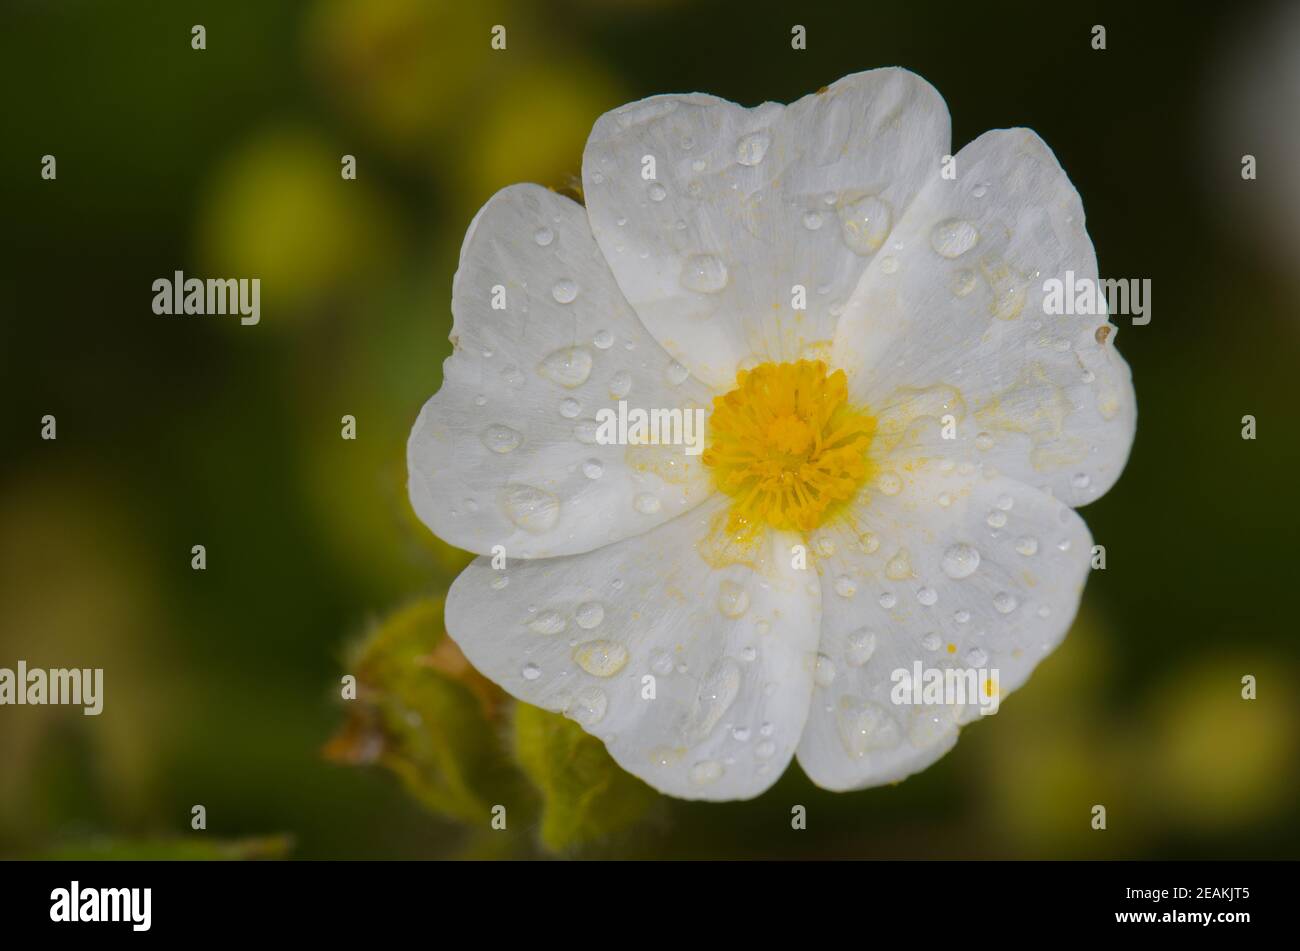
{"left": 690, "top": 760, "right": 723, "bottom": 785}
{"left": 481, "top": 424, "right": 522, "bottom": 454}
{"left": 941, "top": 543, "right": 981, "bottom": 579}
{"left": 533, "top": 226, "right": 554, "bottom": 246}
{"left": 735, "top": 131, "right": 771, "bottom": 166}
{"left": 502, "top": 484, "right": 560, "bottom": 533}
{"left": 845, "top": 629, "right": 877, "bottom": 667}
{"left": 634, "top": 493, "right": 661, "bottom": 514}
{"left": 680, "top": 254, "right": 729, "bottom": 293}
{"left": 885, "top": 550, "right": 913, "bottom": 581}
{"left": 930, "top": 218, "right": 979, "bottom": 258}
{"left": 564, "top": 686, "right": 608, "bottom": 726}
{"left": 573, "top": 640, "right": 629, "bottom": 677}
{"left": 521, "top": 662, "right": 542, "bottom": 681}
{"left": 539, "top": 346, "right": 592, "bottom": 387}
{"left": 551, "top": 278, "right": 579, "bottom": 304}
{"left": 1015, "top": 536, "right": 1039, "bottom": 556}
{"left": 717, "top": 580, "right": 750, "bottom": 618}
{"left": 559, "top": 398, "right": 581, "bottom": 419}
{"left": 917, "top": 586, "right": 938, "bottom": 606}
{"left": 608, "top": 370, "right": 632, "bottom": 398}
{"left": 582, "top": 458, "right": 604, "bottom": 479}
{"left": 665, "top": 361, "right": 690, "bottom": 385}
{"left": 836, "top": 697, "right": 901, "bottom": 757}
{"left": 838, "top": 195, "right": 892, "bottom": 254}
{"left": 593, "top": 329, "right": 614, "bottom": 349}
{"left": 993, "top": 591, "right": 1019, "bottom": 614}
{"left": 575, "top": 601, "right": 605, "bottom": 630}
{"left": 687, "top": 659, "right": 742, "bottom": 738}
{"left": 647, "top": 182, "right": 667, "bottom": 202}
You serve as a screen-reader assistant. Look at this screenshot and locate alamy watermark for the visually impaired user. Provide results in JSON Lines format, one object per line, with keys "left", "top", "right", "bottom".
{"left": 890, "top": 662, "right": 1001, "bottom": 716}
{"left": 152, "top": 270, "right": 260, "bottom": 325}
{"left": 1043, "top": 270, "right": 1150, "bottom": 325}
{"left": 0, "top": 661, "right": 103, "bottom": 715}
{"left": 594, "top": 400, "right": 706, "bottom": 455}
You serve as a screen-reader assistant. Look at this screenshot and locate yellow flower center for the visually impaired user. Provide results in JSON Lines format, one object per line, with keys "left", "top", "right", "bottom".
{"left": 702, "top": 359, "right": 876, "bottom": 535}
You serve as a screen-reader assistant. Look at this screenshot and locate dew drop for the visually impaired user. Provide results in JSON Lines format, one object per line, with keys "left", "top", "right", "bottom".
{"left": 1015, "top": 536, "right": 1039, "bottom": 556}
{"left": 551, "top": 279, "right": 579, "bottom": 304}
{"left": 845, "top": 629, "right": 877, "bottom": 667}
{"left": 953, "top": 268, "right": 978, "bottom": 297}
{"left": 582, "top": 458, "right": 604, "bottom": 479}
{"left": 538, "top": 346, "right": 592, "bottom": 387}
{"left": 573, "top": 640, "right": 629, "bottom": 677}
{"left": 834, "top": 575, "right": 858, "bottom": 598}
{"left": 575, "top": 601, "right": 605, "bottom": 630}
{"left": 917, "top": 586, "right": 938, "bottom": 606}
{"left": 647, "top": 182, "right": 667, "bottom": 202}
{"left": 690, "top": 760, "right": 723, "bottom": 785}
{"left": 502, "top": 484, "right": 560, "bottom": 533}
{"left": 533, "top": 226, "right": 554, "bottom": 247}
{"left": 921, "top": 632, "right": 942, "bottom": 651}
{"left": 993, "top": 591, "right": 1019, "bottom": 614}
{"left": 735, "top": 131, "right": 771, "bottom": 166}
{"left": 559, "top": 398, "right": 581, "bottom": 419}
{"left": 565, "top": 686, "right": 608, "bottom": 726}
{"left": 634, "top": 493, "right": 661, "bottom": 514}
{"left": 838, "top": 194, "right": 892, "bottom": 255}
{"left": 680, "top": 254, "right": 729, "bottom": 293}
{"left": 593, "top": 329, "right": 614, "bottom": 350}
{"left": 885, "top": 550, "right": 912, "bottom": 581}
{"left": 608, "top": 370, "right": 632, "bottom": 398}
{"left": 717, "top": 580, "right": 750, "bottom": 619}
{"left": 481, "top": 424, "right": 522, "bottom": 454}
{"left": 930, "top": 218, "right": 979, "bottom": 258}
{"left": 687, "top": 659, "right": 742, "bottom": 738}
{"left": 941, "top": 543, "right": 981, "bottom": 579}
{"left": 521, "top": 662, "right": 542, "bottom": 681}
{"left": 665, "top": 361, "right": 689, "bottom": 385}
{"left": 836, "top": 697, "right": 901, "bottom": 757}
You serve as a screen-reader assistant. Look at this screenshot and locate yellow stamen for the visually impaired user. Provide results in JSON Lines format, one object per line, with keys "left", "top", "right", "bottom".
{"left": 702, "top": 360, "right": 876, "bottom": 535}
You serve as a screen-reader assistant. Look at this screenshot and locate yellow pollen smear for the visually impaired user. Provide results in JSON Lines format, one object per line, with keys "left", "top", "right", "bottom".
{"left": 702, "top": 360, "right": 876, "bottom": 535}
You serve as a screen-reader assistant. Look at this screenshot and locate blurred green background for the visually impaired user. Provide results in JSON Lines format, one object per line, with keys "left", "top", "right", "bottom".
{"left": 1, "top": 0, "right": 1298, "bottom": 859}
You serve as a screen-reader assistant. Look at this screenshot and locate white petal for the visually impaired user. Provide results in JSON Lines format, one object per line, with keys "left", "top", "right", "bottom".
{"left": 583, "top": 68, "right": 951, "bottom": 389}
{"left": 408, "top": 184, "right": 716, "bottom": 558}
{"left": 796, "top": 466, "right": 1092, "bottom": 791}
{"left": 833, "top": 128, "right": 1136, "bottom": 505}
{"left": 445, "top": 496, "right": 821, "bottom": 801}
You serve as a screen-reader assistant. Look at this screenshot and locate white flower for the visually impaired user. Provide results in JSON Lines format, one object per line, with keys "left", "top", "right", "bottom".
{"left": 408, "top": 68, "right": 1136, "bottom": 801}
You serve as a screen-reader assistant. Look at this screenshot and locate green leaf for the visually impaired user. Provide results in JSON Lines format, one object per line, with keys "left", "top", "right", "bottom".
{"left": 327, "top": 597, "right": 524, "bottom": 825}
{"left": 512, "top": 702, "right": 657, "bottom": 854}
